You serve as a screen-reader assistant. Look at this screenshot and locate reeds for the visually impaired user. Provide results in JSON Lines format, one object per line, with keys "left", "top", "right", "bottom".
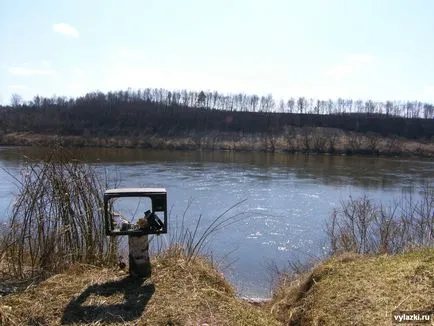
{"left": 0, "top": 146, "right": 118, "bottom": 280}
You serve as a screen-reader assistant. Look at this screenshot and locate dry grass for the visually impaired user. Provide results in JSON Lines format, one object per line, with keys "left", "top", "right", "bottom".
{"left": 1, "top": 131, "right": 433, "bottom": 157}
{"left": 4, "top": 247, "right": 431, "bottom": 325}
{"left": 270, "top": 248, "right": 434, "bottom": 325}
{"left": 0, "top": 246, "right": 280, "bottom": 326}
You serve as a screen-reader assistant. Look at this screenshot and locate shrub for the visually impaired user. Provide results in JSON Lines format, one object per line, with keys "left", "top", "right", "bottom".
{"left": 326, "top": 183, "right": 434, "bottom": 254}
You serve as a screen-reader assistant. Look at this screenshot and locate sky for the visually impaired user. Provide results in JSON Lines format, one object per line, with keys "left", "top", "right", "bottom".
{"left": 1, "top": 0, "right": 434, "bottom": 105}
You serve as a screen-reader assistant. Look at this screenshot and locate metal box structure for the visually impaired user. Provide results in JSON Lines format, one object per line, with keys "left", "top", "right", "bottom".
{"left": 104, "top": 188, "right": 167, "bottom": 236}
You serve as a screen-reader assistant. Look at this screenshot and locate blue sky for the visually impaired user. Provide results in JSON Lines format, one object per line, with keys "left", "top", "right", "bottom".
{"left": 1, "top": 0, "right": 434, "bottom": 105}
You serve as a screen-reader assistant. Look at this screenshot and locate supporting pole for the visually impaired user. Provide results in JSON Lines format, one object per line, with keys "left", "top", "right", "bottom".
{"left": 128, "top": 235, "right": 151, "bottom": 278}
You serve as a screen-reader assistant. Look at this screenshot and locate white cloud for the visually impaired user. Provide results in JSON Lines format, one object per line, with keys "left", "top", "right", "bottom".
{"left": 40, "top": 60, "right": 52, "bottom": 68}
{"left": 117, "top": 48, "right": 147, "bottom": 61}
{"left": 326, "top": 63, "right": 356, "bottom": 79}
{"left": 8, "top": 84, "right": 30, "bottom": 91}
{"left": 52, "top": 23, "right": 79, "bottom": 38}
{"left": 71, "top": 67, "right": 85, "bottom": 78}
{"left": 345, "top": 54, "right": 376, "bottom": 64}
{"left": 326, "top": 53, "right": 376, "bottom": 79}
{"left": 8, "top": 66, "right": 56, "bottom": 76}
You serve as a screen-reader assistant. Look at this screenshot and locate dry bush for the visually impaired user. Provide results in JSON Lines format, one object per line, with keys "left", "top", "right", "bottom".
{"left": 348, "top": 133, "right": 364, "bottom": 153}
{"left": 298, "top": 126, "right": 312, "bottom": 152}
{"left": 366, "top": 132, "right": 381, "bottom": 154}
{"left": 283, "top": 125, "right": 297, "bottom": 152}
{"left": 326, "top": 183, "right": 434, "bottom": 255}
{"left": 311, "top": 132, "right": 328, "bottom": 152}
{"left": 384, "top": 135, "right": 402, "bottom": 154}
{"left": 266, "top": 133, "right": 277, "bottom": 152}
{"left": 0, "top": 146, "right": 118, "bottom": 281}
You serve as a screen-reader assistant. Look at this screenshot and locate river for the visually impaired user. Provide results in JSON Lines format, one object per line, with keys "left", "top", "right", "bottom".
{"left": 0, "top": 146, "right": 433, "bottom": 298}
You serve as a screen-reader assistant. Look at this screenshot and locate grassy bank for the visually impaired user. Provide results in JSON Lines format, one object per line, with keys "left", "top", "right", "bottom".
{"left": 1, "top": 247, "right": 432, "bottom": 325}
{"left": 1, "top": 128, "right": 433, "bottom": 157}
{"left": 0, "top": 247, "right": 279, "bottom": 326}
{"left": 270, "top": 248, "right": 434, "bottom": 325}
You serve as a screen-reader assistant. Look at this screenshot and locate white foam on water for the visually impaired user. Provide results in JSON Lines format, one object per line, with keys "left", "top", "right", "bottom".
{"left": 269, "top": 232, "right": 282, "bottom": 236}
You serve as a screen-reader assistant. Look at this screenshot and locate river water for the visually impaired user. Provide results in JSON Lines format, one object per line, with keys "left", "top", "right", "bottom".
{"left": 0, "top": 146, "right": 433, "bottom": 298}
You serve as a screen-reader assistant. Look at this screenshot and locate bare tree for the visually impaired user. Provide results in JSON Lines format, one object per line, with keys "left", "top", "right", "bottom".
{"left": 287, "top": 98, "right": 295, "bottom": 113}
{"left": 385, "top": 101, "right": 393, "bottom": 116}
{"left": 365, "top": 100, "right": 375, "bottom": 114}
{"left": 326, "top": 99, "right": 334, "bottom": 115}
{"left": 278, "top": 99, "right": 285, "bottom": 113}
{"left": 423, "top": 103, "right": 434, "bottom": 119}
{"left": 405, "top": 101, "right": 413, "bottom": 118}
{"left": 413, "top": 101, "right": 422, "bottom": 118}
{"left": 197, "top": 91, "right": 206, "bottom": 107}
{"left": 250, "top": 95, "right": 259, "bottom": 112}
{"left": 11, "top": 93, "right": 23, "bottom": 108}
{"left": 297, "top": 97, "right": 306, "bottom": 114}
{"left": 314, "top": 100, "right": 321, "bottom": 114}
{"left": 337, "top": 98, "right": 345, "bottom": 114}
{"left": 345, "top": 99, "right": 353, "bottom": 113}
{"left": 354, "top": 100, "right": 363, "bottom": 114}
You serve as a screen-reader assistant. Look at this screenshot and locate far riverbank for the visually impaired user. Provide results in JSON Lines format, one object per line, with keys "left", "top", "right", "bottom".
{"left": 0, "top": 129, "right": 433, "bottom": 158}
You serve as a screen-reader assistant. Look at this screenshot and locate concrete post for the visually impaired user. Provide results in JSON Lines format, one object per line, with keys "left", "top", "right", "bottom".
{"left": 128, "top": 235, "right": 151, "bottom": 278}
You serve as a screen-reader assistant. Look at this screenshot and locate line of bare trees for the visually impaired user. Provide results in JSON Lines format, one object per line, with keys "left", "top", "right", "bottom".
{"left": 1, "top": 89, "right": 434, "bottom": 141}
{"left": 6, "top": 88, "right": 434, "bottom": 119}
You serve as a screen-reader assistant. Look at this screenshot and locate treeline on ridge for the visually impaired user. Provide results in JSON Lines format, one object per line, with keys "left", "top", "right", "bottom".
{"left": 1, "top": 88, "right": 434, "bottom": 140}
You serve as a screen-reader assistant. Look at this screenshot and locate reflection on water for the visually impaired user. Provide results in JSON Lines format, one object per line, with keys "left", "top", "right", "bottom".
{"left": 1, "top": 147, "right": 432, "bottom": 189}
{"left": 0, "top": 146, "right": 433, "bottom": 298}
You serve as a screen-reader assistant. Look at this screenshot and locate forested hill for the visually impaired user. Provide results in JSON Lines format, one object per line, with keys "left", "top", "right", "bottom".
{"left": 1, "top": 89, "right": 434, "bottom": 140}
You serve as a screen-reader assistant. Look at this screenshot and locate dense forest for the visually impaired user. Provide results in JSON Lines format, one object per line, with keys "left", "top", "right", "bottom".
{"left": 1, "top": 88, "right": 433, "bottom": 141}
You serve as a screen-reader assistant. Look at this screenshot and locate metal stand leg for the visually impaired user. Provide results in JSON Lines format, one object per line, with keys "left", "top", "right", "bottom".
{"left": 128, "top": 235, "right": 151, "bottom": 278}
